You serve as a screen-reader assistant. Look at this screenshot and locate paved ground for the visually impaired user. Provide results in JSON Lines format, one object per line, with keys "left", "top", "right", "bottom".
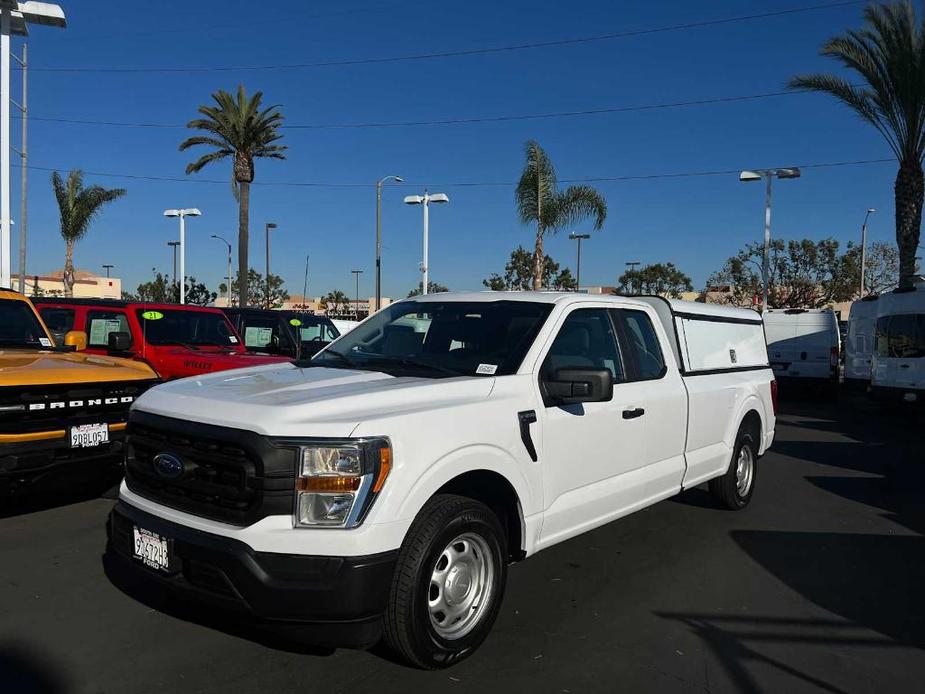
{"left": 1, "top": 393, "right": 923, "bottom": 694}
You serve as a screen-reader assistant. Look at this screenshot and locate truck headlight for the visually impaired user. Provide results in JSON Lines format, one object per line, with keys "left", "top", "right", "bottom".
{"left": 294, "top": 439, "right": 391, "bottom": 528}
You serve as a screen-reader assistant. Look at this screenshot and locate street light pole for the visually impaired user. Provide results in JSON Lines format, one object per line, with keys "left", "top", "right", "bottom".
{"left": 351, "top": 269, "right": 363, "bottom": 318}
{"left": 404, "top": 190, "right": 449, "bottom": 295}
{"left": 860, "top": 208, "right": 875, "bottom": 297}
{"left": 376, "top": 175, "right": 402, "bottom": 312}
{"left": 14, "top": 43, "right": 26, "bottom": 293}
{"left": 102, "top": 264, "right": 113, "bottom": 278}
{"left": 167, "top": 241, "right": 180, "bottom": 290}
{"left": 163, "top": 208, "right": 201, "bottom": 305}
{"left": 211, "top": 235, "right": 232, "bottom": 302}
{"left": 739, "top": 168, "right": 801, "bottom": 312}
{"left": 625, "top": 261, "right": 641, "bottom": 295}
{"left": 265, "top": 222, "right": 277, "bottom": 309}
{"left": 569, "top": 233, "right": 590, "bottom": 291}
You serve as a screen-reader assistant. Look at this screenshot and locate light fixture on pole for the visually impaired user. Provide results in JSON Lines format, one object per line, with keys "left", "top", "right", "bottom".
{"left": 211, "top": 234, "right": 232, "bottom": 301}
{"left": 102, "top": 264, "right": 113, "bottom": 278}
{"left": 859, "top": 208, "right": 875, "bottom": 297}
{"left": 264, "top": 222, "right": 277, "bottom": 309}
{"left": 404, "top": 190, "right": 449, "bottom": 295}
{"left": 0, "top": 1, "right": 65, "bottom": 290}
{"left": 739, "top": 167, "right": 801, "bottom": 312}
{"left": 568, "top": 233, "right": 590, "bottom": 291}
{"left": 163, "top": 208, "right": 201, "bottom": 305}
{"left": 375, "top": 175, "right": 402, "bottom": 312}
{"left": 351, "top": 269, "right": 364, "bottom": 318}
{"left": 625, "top": 261, "right": 641, "bottom": 295}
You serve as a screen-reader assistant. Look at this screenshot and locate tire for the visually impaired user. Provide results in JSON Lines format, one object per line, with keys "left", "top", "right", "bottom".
{"left": 383, "top": 494, "right": 507, "bottom": 669}
{"left": 709, "top": 429, "right": 758, "bottom": 510}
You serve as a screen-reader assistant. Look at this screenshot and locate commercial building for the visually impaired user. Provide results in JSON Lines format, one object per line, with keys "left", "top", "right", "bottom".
{"left": 14, "top": 269, "right": 122, "bottom": 299}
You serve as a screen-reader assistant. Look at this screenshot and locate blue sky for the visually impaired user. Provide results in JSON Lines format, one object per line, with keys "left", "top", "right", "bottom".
{"left": 13, "top": 0, "right": 902, "bottom": 299}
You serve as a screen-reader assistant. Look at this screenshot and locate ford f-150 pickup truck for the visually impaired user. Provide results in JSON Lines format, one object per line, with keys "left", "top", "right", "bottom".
{"left": 105, "top": 292, "right": 776, "bottom": 668}
{"left": 34, "top": 298, "right": 292, "bottom": 380}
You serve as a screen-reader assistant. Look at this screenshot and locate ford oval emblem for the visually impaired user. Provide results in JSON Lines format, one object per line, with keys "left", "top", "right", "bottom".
{"left": 152, "top": 453, "right": 184, "bottom": 480}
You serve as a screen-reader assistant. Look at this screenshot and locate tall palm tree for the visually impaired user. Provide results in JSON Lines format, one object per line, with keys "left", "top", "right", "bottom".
{"left": 51, "top": 170, "right": 126, "bottom": 297}
{"left": 179, "top": 85, "right": 286, "bottom": 307}
{"left": 789, "top": 1, "right": 925, "bottom": 289}
{"left": 516, "top": 140, "right": 607, "bottom": 289}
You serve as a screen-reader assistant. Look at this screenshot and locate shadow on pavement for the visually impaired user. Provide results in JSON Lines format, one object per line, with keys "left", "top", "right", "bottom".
{"left": 0, "top": 643, "right": 69, "bottom": 694}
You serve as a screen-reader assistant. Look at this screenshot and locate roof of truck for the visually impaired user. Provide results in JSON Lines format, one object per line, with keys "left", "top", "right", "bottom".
{"left": 32, "top": 297, "right": 225, "bottom": 312}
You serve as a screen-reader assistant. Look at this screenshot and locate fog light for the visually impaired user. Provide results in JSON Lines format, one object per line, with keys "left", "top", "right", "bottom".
{"left": 298, "top": 492, "right": 356, "bottom": 526}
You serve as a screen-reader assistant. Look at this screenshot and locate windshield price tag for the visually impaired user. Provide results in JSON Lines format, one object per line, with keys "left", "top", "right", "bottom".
{"left": 141, "top": 311, "right": 164, "bottom": 321}
{"left": 476, "top": 363, "right": 498, "bottom": 375}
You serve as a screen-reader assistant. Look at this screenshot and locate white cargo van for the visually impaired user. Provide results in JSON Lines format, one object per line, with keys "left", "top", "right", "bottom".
{"left": 845, "top": 297, "right": 880, "bottom": 388}
{"left": 871, "top": 282, "right": 925, "bottom": 402}
{"left": 106, "top": 292, "right": 775, "bottom": 668}
{"left": 763, "top": 308, "right": 840, "bottom": 392}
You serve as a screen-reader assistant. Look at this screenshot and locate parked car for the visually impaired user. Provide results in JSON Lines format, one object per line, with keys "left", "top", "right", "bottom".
{"left": 0, "top": 288, "right": 158, "bottom": 497}
{"left": 33, "top": 298, "right": 292, "bottom": 380}
{"left": 105, "top": 292, "right": 775, "bottom": 668}
{"left": 871, "top": 281, "right": 925, "bottom": 403}
{"left": 221, "top": 307, "right": 340, "bottom": 359}
{"left": 764, "top": 308, "right": 841, "bottom": 394}
{"left": 844, "top": 296, "right": 880, "bottom": 389}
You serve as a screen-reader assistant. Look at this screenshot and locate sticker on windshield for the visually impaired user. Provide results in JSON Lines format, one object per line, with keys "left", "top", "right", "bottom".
{"left": 476, "top": 363, "right": 498, "bottom": 375}
{"left": 141, "top": 310, "right": 164, "bottom": 321}
{"left": 39, "top": 337, "right": 52, "bottom": 347}
{"left": 289, "top": 318, "right": 302, "bottom": 327}
{"left": 228, "top": 335, "right": 238, "bottom": 343}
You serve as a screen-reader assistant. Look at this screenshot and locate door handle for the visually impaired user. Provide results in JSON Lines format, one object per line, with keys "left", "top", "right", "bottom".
{"left": 900, "top": 364, "right": 911, "bottom": 369}
{"left": 622, "top": 407, "right": 645, "bottom": 420}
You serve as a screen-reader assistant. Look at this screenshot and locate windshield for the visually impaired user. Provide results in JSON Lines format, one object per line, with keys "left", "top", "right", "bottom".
{"left": 0, "top": 299, "right": 52, "bottom": 348}
{"left": 311, "top": 300, "right": 552, "bottom": 378}
{"left": 136, "top": 309, "right": 240, "bottom": 348}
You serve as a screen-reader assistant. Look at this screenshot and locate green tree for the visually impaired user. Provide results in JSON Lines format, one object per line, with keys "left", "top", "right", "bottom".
{"left": 789, "top": 1, "right": 925, "bottom": 288}
{"left": 617, "top": 262, "right": 693, "bottom": 298}
{"left": 706, "top": 238, "right": 858, "bottom": 309}
{"left": 407, "top": 281, "right": 450, "bottom": 297}
{"left": 223, "top": 268, "right": 288, "bottom": 308}
{"left": 515, "top": 140, "right": 607, "bottom": 289}
{"left": 179, "top": 85, "right": 287, "bottom": 308}
{"left": 482, "top": 246, "right": 576, "bottom": 290}
{"left": 134, "top": 271, "right": 216, "bottom": 305}
{"left": 51, "top": 170, "right": 126, "bottom": 297}
{"left": 320, "top": 290, "right": 350, "bottom": 315}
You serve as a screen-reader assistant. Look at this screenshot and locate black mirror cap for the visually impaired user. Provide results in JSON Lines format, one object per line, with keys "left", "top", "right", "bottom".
{"left": 544, "top": 367, "right": 614, "bottom": 406}
{"left": 108, "top": 331, "right": 131, "bottom": 351}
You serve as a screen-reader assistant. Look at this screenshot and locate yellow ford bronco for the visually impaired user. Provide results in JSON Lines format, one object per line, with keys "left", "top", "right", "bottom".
{"left": 0, "top": 288, "right": 159, "bottom": 497}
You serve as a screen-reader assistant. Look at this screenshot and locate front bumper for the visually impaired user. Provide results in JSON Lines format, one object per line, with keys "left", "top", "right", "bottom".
{"left": 0, "top": 425, "right": 126, "bottom": 495}
{"left": 105, "top": 502, "right": 398, "bottom": 648}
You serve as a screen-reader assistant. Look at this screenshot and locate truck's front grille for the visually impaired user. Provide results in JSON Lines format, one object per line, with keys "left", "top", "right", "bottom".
{"left": 124, "top": 412, "right": 296, "bottom": 526}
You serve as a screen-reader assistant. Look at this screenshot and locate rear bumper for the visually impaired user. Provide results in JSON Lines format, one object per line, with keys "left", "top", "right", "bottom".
{"left": 869, "top": 385, "right": 924, "bottom": 404}
{"left": 105, "top": 501, "right": 398, "bottom": 648}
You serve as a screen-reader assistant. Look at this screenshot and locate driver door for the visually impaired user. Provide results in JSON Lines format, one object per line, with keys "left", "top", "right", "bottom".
{"left": 537, "top": 307, "right": 649, "bottom": 547}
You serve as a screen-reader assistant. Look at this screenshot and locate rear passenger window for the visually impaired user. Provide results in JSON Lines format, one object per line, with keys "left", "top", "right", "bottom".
{"left": 542, "top": 309, "right": 625, "bottom": 382}
{"left": 617, "top": 310, "right": 666, "bottom": 380}
{"left": 39, "top": 308, "right": 74, "bottom": 342}
{"left": 87, "top": 311, "right": 132, "bottom": 348}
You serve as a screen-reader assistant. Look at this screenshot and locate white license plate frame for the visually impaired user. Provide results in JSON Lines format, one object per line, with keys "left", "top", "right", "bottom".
{"left": 132, "top": 526, "right": 173, "bottom": 573}
{"left": 69, "top": 422, "right": 109, "bottom": 448}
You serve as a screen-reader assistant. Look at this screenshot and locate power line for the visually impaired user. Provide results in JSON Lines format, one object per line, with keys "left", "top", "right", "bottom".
{"left": 16, "top": 89, "right": 801, "bottom": 130}
{"left": 14, "top": 157, "right": 894, "bottom": 189}
{"left": 26, "top": 1, "right": 864, "bottom": 74}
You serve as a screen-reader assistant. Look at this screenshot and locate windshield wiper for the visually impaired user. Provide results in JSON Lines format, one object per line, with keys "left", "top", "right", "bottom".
{"left": 300, "top": 347, "right": 357, "bottom": 369}
{"left": 364, "top": 355, "right": 461, "bottom": 377}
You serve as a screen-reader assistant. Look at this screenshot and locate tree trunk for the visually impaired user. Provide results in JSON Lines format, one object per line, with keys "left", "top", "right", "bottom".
{"left": 63, "top": 241, "right": 75, "bottom": 298}
{"left": 895, "top": 159, "right": 923, "bottom": 289}
{"left": 532, "top": 228, "right": 545, "bottom": 291}
{"left": 237, "top": 181, "right": 250, "bottom": 307}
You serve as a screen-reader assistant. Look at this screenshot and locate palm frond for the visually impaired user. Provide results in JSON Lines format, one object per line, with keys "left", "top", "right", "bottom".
{"left": 549, "top": 185, "right": 608, "bottom": 232}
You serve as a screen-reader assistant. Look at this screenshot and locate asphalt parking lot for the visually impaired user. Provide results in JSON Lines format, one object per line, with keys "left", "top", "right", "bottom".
{"left": 1, "top": 393, "right": 923, "bottom": 694}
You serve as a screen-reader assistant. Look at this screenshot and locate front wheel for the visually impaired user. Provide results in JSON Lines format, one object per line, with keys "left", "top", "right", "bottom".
{"left": 383, "top": 494, "right": 507, "bottom": 669}
{"left": 709, "top": 430, "right": 758, "bottom": 510}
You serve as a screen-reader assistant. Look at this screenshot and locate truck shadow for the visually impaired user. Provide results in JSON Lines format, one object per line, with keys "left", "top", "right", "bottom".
{"left": 0, "top": 643, "right": 69, "bottom": 694}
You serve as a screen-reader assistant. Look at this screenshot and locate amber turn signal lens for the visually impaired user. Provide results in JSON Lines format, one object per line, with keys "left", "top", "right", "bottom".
{"left": 296, "top": 476, "right": 362, "bottom": 493}
{"left": 372, "top": 447, "right": 392, "bottom": 493}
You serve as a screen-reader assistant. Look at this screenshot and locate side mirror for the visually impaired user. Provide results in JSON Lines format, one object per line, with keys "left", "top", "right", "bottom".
{"left": 543, "top": 368, "right": 613, "bottom": 406}
{"left": 64, "top": 330, "right": 88, "bottom": 352}
{"left": 108, "top": 331, "right": 131, "bottom": 351}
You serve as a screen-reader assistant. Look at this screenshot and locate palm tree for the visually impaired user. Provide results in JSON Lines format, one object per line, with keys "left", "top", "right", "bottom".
{"left": 179, "top": 85, "right": 286, "bottom": 307}
{"left": 789, "top": 1, "right": 925, "bottom": 289}
{"left": 516, "top": 140, "right": 607, "bottom": 290}
{"left": 51, "top": 170, "right": 126, "bottom": 297}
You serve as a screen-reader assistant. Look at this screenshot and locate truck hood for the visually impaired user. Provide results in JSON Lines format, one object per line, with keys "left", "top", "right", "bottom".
{"left": 133, "top": 363, "right": 495, "bottom": 437}
{"left": 0, "top": 349, "right": 157, "bottom": 386}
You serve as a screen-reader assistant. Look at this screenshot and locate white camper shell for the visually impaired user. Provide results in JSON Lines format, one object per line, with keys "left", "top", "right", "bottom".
{"left": 871, "top": 282, "right": 925, "bottom": 402}
{"left": 763, "top": 309, "right": 840, "bottom": 389}
{"left": 845, "top": 297, "right": 880, "bottom": 387}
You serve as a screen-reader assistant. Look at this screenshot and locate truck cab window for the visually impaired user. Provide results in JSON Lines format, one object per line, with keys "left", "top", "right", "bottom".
{"left": 38, "top": 307, "right": 75, "bottom": 344}
{"left": 87, "top": 311, "right": 131, "bottom": 348}
{"left": 617, "top": 310, "right": 666, "bottom": 380}
{"left": 542, "top": 309, "right": 624, "bottom": 382}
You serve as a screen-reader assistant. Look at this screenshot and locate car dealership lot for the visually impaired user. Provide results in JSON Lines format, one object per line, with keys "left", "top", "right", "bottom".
{"left": 1, "top": 395, "right": 922, "bottom": 693}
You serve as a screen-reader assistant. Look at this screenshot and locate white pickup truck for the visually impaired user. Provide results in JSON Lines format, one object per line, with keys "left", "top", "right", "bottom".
{"left": 105, "top": 292, "right": 776, "bottom": 668}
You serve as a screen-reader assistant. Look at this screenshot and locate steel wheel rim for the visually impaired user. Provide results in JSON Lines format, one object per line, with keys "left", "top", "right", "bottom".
{"left": 427, "top": 532, "right": 495, "bottom": 640}
{"left": 735, "top": 445, "right": 754, "bottom": 497}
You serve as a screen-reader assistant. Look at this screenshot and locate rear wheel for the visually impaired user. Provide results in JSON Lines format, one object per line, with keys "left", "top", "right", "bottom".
{"left": 709, "top": 429, "right": 758, "bottom": 510}
{"left": 383, "top": 494, "right": 507, "bottom": 669}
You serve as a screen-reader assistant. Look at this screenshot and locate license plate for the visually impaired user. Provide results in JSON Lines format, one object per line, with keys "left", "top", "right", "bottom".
{"left": 70, "top": 423, "right": 109, "bottom": 448}
{"left": 132, "top": 526, "right": 171, "bottom": 572}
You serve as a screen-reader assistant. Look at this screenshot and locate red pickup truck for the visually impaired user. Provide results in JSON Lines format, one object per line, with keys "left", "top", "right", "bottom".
{"left": 33, "top": 299, "right": 292, "bottom": 380}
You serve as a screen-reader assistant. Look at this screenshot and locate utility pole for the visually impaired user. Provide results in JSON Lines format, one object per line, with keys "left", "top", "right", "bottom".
{"left": 13, "top": 44, "right": 25, "bottom": 293}
{"left": 569, "top": 233, "right": 590, "bottom": 291}
{"left": 375, "top": 175, "right": 402, "bottom": 312}
{"left": 302, "top": 254, "right": 309, "bottom": 309}
{"left": 860, "top": 208, "right": 875, "bottom": 297}
{"left": 167, "top": 241, "right": 180, "bottom": 291}
{"left": 351, "top": 269, "right": 363, "bottom": 319}
{"left": 265, "top": 222, "right": 277, "bottom": 309}
{"left": 625, "top": 261, "right": 641, "bottom": 295}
